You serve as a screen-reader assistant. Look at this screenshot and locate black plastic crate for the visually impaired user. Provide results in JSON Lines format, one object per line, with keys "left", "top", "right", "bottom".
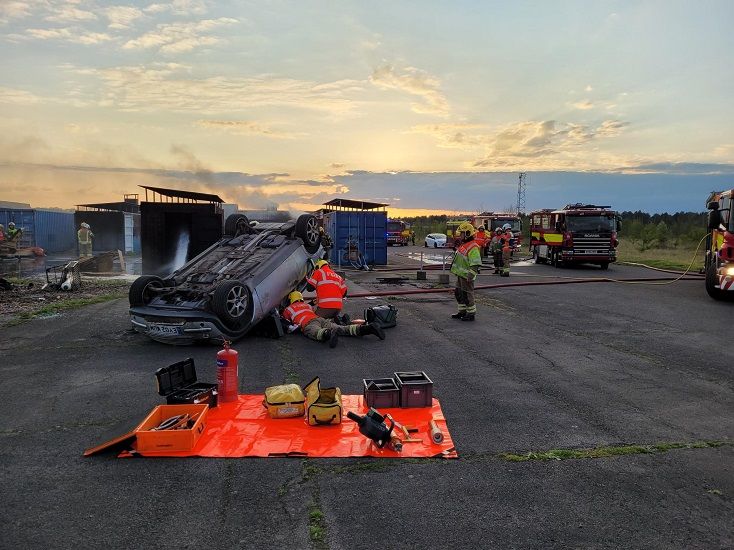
{"left": 394, "top": 371, "right": 433, "bottom": 408}
{"left": 363, "top": 378, "right": 401, "bottom": 409}
{"left": 155, "top": 357, "right": 218, "bottom": 407}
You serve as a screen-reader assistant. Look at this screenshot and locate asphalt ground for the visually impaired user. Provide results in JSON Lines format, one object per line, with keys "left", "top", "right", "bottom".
{"left": 1, "top": 246, "right": 732, "bottom": 549}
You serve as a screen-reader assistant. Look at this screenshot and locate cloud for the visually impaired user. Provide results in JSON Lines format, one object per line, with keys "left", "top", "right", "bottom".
{"left": 105, "top": 6, "right": 144, "bottom": 29}
{"left": 409, "top": 123, "right": 487, "bottom": 149}
{"left": 0, "top": 1, "right": 34, "bottom": 24}
{"left": 369, "top": 64, "right": 450, "bottom": 116}
{"left": 123, "top": 17, "right": 237, "bottom": 54}
{"left": 45, "top": 5, "right": 97, "bottom": 23}
{"left": 596, "top": 119, "right": 628, "bottom": 137}
{"left": 73, "top": 63, "right": 362, "bottom": 115}
{"left": 26, "top": 27, "right": 113, "bottom": 45}
{"left": 196, "top": 119, "right": 301, "bottom": 139}
{"left": 0, "top": 86, "right": 42, "bottom": 104}
{"left": 144, "top": 0, "right": 209, "bottom": 16}
{"left": 571, "top": 99, "right": 595, "bottom": 110}
{"left": 614, "top": 162, "right": 734, "bottom": 175}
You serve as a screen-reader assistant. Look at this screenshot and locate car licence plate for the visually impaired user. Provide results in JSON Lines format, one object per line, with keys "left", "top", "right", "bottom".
{"left": 149, "top": 324, "right": 182, "bottom": 335}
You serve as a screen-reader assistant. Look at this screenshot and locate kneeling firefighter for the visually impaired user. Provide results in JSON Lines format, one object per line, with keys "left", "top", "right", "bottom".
{"left": 282, "top": 291, "right": 384, "bottom": 348}
{"left": 305, "top": 259, "right": 348, "bottom": 323}
{"left": 450, "top": 222, "right": 482, "bottom": 321}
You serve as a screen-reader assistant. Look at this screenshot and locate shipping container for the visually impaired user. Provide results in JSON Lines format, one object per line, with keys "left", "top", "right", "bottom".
{"left": 0, "top": 208, "right": 76, "bottom": 253}
{"left": 73, "top": 210, "right": 141, "bottom": 254}
{"left": 323, "top": 210, "right": 388, "bottom": 266}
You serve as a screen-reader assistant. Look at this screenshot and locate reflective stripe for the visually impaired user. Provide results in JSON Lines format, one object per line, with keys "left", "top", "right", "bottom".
{"left": 317, "top": 280, "right": 341, "bottom": 287}
{"left": 284, "top": 304, "right": 317, "bottom": 327}
{"left": 317, "top": 297, "right": 343, "bottom": 306}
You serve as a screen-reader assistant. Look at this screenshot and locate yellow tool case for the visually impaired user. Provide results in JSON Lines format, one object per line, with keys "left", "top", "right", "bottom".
{"left": 263, "top": 384, "right": 306, "bottom": 418}
{"left": 303, "top": 377, "right": 342, "bottom": 426}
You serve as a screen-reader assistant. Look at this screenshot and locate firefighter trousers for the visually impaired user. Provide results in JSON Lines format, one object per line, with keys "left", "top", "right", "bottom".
{"left": 303, "top": 318, "right": 359, "bottom": 341}
{"left": 79, "top": 242, "right": 92, "bottom": 257}
{"left": 502, "top": 249, "right": 511, "bottom": 274}
{"left": 493, "top": 251, "right": 503, "bottom": 271}
{"left": 454, "top": 276, "right": 476, "bottom": 315}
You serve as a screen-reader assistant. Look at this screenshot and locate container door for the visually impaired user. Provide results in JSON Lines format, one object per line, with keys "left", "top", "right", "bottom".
{"left": 124, "top": 213, "right": 134, "bottom": 253}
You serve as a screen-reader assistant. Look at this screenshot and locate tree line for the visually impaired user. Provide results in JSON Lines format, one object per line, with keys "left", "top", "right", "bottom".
{"left": 400, "top": 211, "right": 708, "bottom": 249}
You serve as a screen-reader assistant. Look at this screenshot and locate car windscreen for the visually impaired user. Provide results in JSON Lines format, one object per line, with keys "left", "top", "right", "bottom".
{"left": 566, "top": 215, "right": 615, "bottom": 233}
{"left": 490, "top": 219, "right": 521, "bottom": 232}
{"left": 387, "top": 222, "right": 403, "bottom": 232}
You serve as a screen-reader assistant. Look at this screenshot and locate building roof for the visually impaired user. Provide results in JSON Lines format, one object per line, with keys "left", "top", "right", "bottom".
{"left": 322, "top": 198, "right": 388, "bottom": 211}
{"left": 76, "top": 201, "right": 140, "bottom": 213}
{"left": 139, "top": 185, "right": 224, "bottom": 203}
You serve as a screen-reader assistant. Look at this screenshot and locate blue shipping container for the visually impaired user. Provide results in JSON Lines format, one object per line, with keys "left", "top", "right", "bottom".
{"left": 0, "top": 209, "right": 76, "bottom": 253}
{"left": 324, "top": 211, "right": 388, "bottom": 266}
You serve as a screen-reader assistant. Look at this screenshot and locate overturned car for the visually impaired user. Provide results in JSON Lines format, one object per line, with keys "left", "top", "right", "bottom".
{"left": 129, "top": 214, "right": 322, "bottom": 344}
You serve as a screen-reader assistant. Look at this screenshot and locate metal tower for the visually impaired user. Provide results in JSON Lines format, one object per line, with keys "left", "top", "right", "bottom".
{"left": 517, "top": 172, "right": 528, "bottom": 215}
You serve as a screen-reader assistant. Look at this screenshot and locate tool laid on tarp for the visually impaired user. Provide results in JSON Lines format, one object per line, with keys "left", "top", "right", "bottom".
{"left": 304, "top": 377, "right": 343, "bottom": 426}
{"left": 347, "top": 408, "right": 395, "bottom": 449}
{"left": 429, "top": 419, "right": 444, "bottom": 444}
{"left": 110, "top": 395, "right": 457, "bottom": 459}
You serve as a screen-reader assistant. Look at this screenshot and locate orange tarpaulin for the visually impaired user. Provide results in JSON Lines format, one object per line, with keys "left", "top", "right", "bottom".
{"left": 124, "top": 395, "right": 458, "bottom": 458}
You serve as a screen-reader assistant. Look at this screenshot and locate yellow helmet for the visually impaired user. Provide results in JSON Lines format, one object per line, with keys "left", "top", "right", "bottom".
{"left": 288, "top": 291, "right": 303, "bottom": 304}
{"left": 457, "top": 222, "right": 476, "bottom": 237}
{"left": 315, "top": 259, "right": 328, "bottom": 269}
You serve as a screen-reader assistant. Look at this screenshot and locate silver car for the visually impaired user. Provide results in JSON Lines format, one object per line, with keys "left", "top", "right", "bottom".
{"left": 129, "top": 214, "right": 322, "bottom": 344}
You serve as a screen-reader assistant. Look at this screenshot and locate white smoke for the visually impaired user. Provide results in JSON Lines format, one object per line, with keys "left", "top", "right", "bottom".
{"left": 172, "top": 227, "right": 190, "bottom": 271}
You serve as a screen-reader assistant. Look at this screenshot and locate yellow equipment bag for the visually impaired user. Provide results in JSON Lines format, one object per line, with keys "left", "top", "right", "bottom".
{"left": 303, "top": 377, "right": 342, "bottom": 426}
{"left": 263, "top": 384, "right": 306, "bottom": 419}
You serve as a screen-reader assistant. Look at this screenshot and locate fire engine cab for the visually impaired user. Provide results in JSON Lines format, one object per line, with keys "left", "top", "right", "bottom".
{"left": 705, "top": 189, "right": 734, "bottom": 300}
{"left": 529, "top": 204, "right": 621, "bottom": 269}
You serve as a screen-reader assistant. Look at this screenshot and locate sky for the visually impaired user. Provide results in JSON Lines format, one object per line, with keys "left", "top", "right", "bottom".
{"left": 1, "top": 0, "right": 733, "bottom": 215}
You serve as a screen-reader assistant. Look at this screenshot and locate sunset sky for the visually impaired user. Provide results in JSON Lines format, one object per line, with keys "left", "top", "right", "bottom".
{"left": 1, "top": 1, "right": 733, "bottom": 215}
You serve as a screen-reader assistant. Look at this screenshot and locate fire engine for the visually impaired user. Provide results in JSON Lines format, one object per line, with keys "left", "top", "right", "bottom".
{"left": 529, "top": 204, "right": 621, "bottom": 269}
{"left": 387, "top": 219, "right": 410, "bottom": 246}
{"left": 705, "top": 190, "right": 734, "bottom": 300}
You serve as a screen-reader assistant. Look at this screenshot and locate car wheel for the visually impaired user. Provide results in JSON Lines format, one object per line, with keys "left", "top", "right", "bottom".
{"left": 224, "top": 214, "right": 251, "bottom": 237}
{"left": 212, "top": 280, "right": 251, "bottom": 327}
{"left": 434, "top": 243, "right": 438, "bottom": 248}
{"left": 424, "top": 241, "right": 428, "bottom": 247}
{"left": 295, "top": 214, "right": 321, "bottom": 254}
{"left": 600, "top": 262, "right": 609, "bottom": 270}
{"left": 129, "top": 275, "right": 164, "bottom": 307}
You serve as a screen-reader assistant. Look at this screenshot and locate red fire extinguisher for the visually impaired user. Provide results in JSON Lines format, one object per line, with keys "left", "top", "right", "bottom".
{"left": 216, "top": 340, "right": 239, "bottom": 403}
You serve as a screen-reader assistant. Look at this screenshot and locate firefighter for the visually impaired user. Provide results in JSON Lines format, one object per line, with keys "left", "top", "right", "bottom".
{"left": 450, "top": 222, "right": 482, "bottom": 321}
{"left": 319, "top": 227, "right": 333, "bottom": 261}
{"left": 500, "top": 224, "right": 515, "bottom": 277}
{"left": 282, "top": 291, "right": 384, "bottom": 348}
{"left": 6, "top": 222, "right": 22, "bottom": 243}
{"left": 491, "top": 228, "right": 503, "bottom": 274}
{"left": 475, "top": 226, "right": 489, "bottom": 257}
{"left": 306, "top": 259, "right": 349, "bottom": 323}
{"left": 77, "top": 222, "right": 94, "bottom": 257}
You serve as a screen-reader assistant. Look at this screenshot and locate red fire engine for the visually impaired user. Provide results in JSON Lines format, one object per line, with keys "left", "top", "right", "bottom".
{"left": 529, "top": 204, "right": 621, "bottom": 269}
{"left": 387, "top": 219, "right": 410, "bottom": 246}
{"left": 705, "top": 190, "right": 734, "bottom": 300}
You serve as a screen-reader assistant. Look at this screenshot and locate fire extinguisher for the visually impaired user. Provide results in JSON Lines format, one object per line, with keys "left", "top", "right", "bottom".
{"left": 216, "top": 340, "right": 239, "bottom": 403}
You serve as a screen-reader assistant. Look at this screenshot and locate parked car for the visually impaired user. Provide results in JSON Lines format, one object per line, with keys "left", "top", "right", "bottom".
{"left": 424, "top": 233, "right": 447, "bottom": 248}
{"left": 129, "top": 214, "right": 322, "bottom": 344}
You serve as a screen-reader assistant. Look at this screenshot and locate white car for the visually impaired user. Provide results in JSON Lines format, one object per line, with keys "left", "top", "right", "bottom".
{"left": 424, "top": 233, "right": 447, "bottom": 248}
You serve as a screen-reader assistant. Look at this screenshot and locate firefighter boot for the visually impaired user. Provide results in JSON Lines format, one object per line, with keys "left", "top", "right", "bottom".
{"left": 461, "top": 313, "right": 476, "bottom": 322}
{"left": 335, "top": 313, "right": 351, "bottom": 325}
{"left": 359, "top": 323, "right": 385, "bottom": 340}
{"left": 323, "top": 329, "right": 339, "bottom": 348}
{"left": 451, "top": 311, "right": 466, "bottom": 319}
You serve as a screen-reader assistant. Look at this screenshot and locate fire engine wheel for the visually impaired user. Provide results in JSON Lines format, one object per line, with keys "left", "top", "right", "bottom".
{"left": 129, "top": 275, "right": 164, "bottom": 307}
{"left": 224, "top": 214, "right": 252, "bottom": 237}
{"left": 212, "top": 280, "right": 251, "bottom": 327}
{"left": 599, "top": 262, "right": 609, "bottom": 270}
{"left": 705, "top": 260, "right": 726, "bottom": 301}
{"left": 295, "top": 214, "right": 322, "bottom": 254}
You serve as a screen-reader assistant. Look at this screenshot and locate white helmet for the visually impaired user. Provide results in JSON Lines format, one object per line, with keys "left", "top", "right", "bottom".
{"left": 502, "top": 223, "right": 512, "bottom": 231}
{"left": 81, "top": 222, "right": 90, "bottom": 228}
{"left": 8, "top": 222, "right": 15, "bottom": 228}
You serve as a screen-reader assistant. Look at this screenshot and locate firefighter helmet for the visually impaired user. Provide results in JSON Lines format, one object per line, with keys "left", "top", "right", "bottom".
{"left": 81, "top": 222, "right": 90, "bottom": 229}
{"left": 502, "top": 223, "right": 512, "bottom": 231}
{"left": 8, "top": 222, "right": 15, "bottom": 228}
{"left": 288, "top": 291, "right": 304, "bottom": 304}
{"left": 494, "top": 227, "right": 503, "bottom": 235}
{"left": 457, "top": 222, "right": 476, "bottom": 237}
{"left": 315, "top": 259, "right": 328, "bottom": 269}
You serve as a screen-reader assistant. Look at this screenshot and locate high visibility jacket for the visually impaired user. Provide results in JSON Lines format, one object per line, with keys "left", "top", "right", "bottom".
{"left": 501, "top": 232, "right": 515, "bottom": 252}
{"left": 7, "top": 228, "right": 21, "bottom": 240}
{"left": 475, "top": 230, "right": 489, "bottom": 249}
{"left": 78, "top": 228, "right": 94, "bottom": 244}
{"left": 282, "top": 301, "right": 318, "bottom": 328}
{"left": 451, "top": 240, "right": 482, "bottom": 278}
{"left": 307, "top": 265, "right": 347, "bottom": 309}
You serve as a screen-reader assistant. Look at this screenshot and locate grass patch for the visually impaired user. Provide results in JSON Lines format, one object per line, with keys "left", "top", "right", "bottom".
{"left": 616, "top": 238, "right": 705, "bottom": 271}
{"left": 308, "top": 501, "right": 328, "bottom": 549}
{"left": 4, "top": 292, "right": 126, "bottom": 327}
{"left": 499, "top": 440, "right": 730, "bottom": 462}
{"left": 330, "top": 461, "right": 393, "bottom": 475}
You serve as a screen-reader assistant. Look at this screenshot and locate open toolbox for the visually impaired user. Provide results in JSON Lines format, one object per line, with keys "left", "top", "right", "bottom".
{"left": 363, "top": 377, "right": 401, "bottom": 408}
{"left": 155, "top": 357, "right": 218, "bottom": 407}
{"left": 394, "top": 371, "right": 433, "bottom": 408}
{"left": 135, "top": 404, "right": 208, "bottom": 452}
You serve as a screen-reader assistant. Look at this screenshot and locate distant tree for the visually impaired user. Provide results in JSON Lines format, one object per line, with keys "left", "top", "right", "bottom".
{"left": 655, "top": 221, "right": 670, "bottom": 247}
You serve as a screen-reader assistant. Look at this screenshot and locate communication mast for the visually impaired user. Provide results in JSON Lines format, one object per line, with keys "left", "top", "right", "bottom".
{"left": 517, "top": 172, "right": 528, "bottom": 215}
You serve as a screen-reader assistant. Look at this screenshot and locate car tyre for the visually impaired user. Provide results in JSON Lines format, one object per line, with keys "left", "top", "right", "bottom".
{"left": 424, "top": 241, "right": 428, "bottom": 247}
{"left": 600, "top": 262, "right": 609, "bottom": 270}
{"left": 705, "top": 257, "right": 726, "bottom": 300}
{"left": 433, "top": 243, "right": 438, "bottom": 248}
{"left": 295, "top": 214, "right": 321, "bottom": 254}
{"left": 224, "top": 214, "right": 252, "bottom": 237}
{"left": 129, "top": 275, "right": 164, "bottom": 307}
{"left": 212, "top": 280, "right": 251, "bottom": 328}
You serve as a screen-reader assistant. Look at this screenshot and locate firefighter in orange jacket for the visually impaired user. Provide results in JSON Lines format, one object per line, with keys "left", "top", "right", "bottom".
{"left": 490, "top": 228, "right": 503, "bottom": 274}
{"left": 474, "top": 226, "right": 489, "bottom": 257}
{"left": 306, "top": 259, "right": 348, "bottom": 322}
{"left": 282, "top": 291, "right": 384, "bottom": 348}
{"left": 450, "top": 222, "right": 482, "bottom": 321}
{"left": 500, "top": 224, "right": 515, "bottom": 277}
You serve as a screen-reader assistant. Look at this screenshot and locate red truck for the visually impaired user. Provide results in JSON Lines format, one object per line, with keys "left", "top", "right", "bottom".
{"left": 529, "top": 204, "right": 621, "bottom": 269}
{"left": 387, "top": 219, "right": 410, "bottom": 246}
{"left": 705, "top": 190, "right": 734, "bottom": 300}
